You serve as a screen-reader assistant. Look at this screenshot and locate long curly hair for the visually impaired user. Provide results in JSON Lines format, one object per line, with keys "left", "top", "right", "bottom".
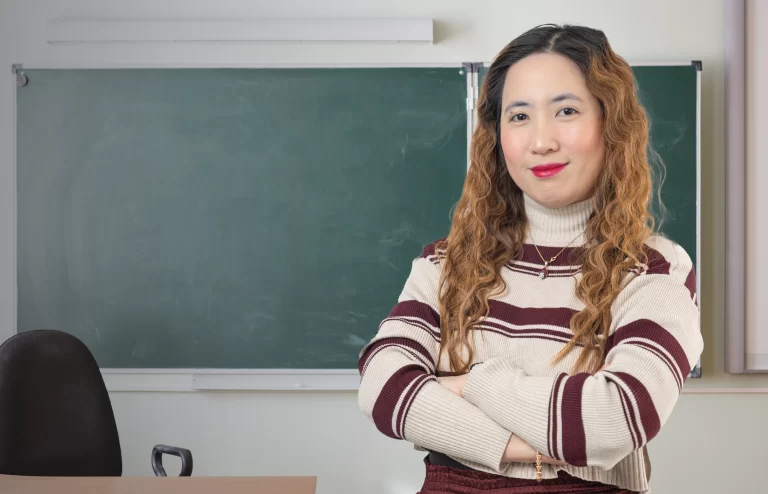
{"left": 436, "top": 24, "right": 658, "bottom": 374}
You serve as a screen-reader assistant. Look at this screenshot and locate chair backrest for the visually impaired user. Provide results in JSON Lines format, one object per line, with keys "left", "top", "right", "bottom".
{"left": 0, "top": 330, "right": 122, "bottom": 476}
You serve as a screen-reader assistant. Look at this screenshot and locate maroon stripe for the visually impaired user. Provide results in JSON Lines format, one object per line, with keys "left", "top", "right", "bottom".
{"left": 479, "top": 319, "right": 573, "bottom": 341}
{"left": 508, "top": 260, "right": 581, "bottom": 273}
{"left": 420, "top": 239, "right": 445, "bottom": 259}
{"left": 388, "top": 300, "right": 441, "bottom": 328}
{"left": 606, "top": 319, "right": 691, "bottom": 381}
{"left": 479, "top": 327, "right": 573, "bottom": 344}
{"left": 548, "top": 373, "right": 568, "bottom": 459}
{"left": 613, "top": 371, "right": 662, "bottom": 443}
{"left": 506, "top": 262, "right": 582, "bottom": 276}
{"left": 395, "top": 373, "right": 430, "bottom": 438}
{"left": 381, "top": 316, "right": 440, "bottom": 341}
{"left": 685, "top": 267, "right": 697, "bottom": 302}
{"left": 616, "top": 383, "right": 638, "bottom": 449}
{"left": 360, "top": 343, "right": 434, "bottom": 379}
{"left": 519, "top": 244, "right": 585, "bottom": 266}
{"left": 371, "top": 365, "right": 425, "bottom": 439}
{"left": 358, "top": 337, "right": 434, "bottom": 376}
{"left": 631, "top": 341, "right": 683, "bottom": 390}
{"left": 643, "top": 245, "right": 671, "bottom": 275}
{"left": 477, "top": 326, "right": 575, "bottom": 346}
{"left": 420, "top": 243, "right": 436, "bottom": 258}
{"left": 398, "top": 374, "right": 433, "bottom": 438}
{"left": 560, "top": 373, "right": 589, "bottom": 467}
{"left": 487, "top": 299, "right": 576, "bottom": 329}
{"left": 604, "top": 371, "right": 644, "bottom": 449}
{"left": 620, "top": 382, "right": 643, "bottom": 449}
{"left": 505, "top": 266, "right": 581, "bottom": 278}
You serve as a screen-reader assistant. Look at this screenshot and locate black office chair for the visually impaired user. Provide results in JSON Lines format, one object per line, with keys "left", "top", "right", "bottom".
{"left": 0, "top": 329, "right": 193, "bottom": 477}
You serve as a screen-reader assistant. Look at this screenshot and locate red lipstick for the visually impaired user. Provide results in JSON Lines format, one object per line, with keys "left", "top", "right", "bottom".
{"left": 530, "top": 163, "right": 567, "bottom": 178}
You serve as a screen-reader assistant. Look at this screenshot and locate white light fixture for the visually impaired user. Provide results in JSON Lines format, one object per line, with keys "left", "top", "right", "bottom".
{"left": 45, "top": 17, "right": 434, "bottom": 44}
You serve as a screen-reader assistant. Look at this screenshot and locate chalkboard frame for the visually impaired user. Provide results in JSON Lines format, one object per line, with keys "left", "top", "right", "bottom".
{"left": 11, "top": 61, "right": 701, "bottom": 390}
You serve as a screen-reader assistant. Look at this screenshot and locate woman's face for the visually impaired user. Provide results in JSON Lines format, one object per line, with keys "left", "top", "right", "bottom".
{"left": 499, "top": 52, "right": 605, "bottom": 209}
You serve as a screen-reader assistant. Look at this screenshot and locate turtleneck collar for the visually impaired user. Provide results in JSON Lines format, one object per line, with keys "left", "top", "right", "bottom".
{"left": 523, "top": 193, "right": 594, "bottom": 247}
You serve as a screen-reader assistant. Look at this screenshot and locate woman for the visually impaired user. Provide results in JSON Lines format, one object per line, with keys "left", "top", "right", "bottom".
{"left": 357, "top": 24, "right": 702, "bottom": 494}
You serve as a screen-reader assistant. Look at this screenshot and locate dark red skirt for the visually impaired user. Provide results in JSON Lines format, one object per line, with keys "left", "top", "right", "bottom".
{"left": 418, "top": 457, "right": 637, "bottom": 494}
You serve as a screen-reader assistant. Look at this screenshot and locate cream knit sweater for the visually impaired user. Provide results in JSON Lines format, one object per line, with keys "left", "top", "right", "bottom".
{"left": 357, "top": 194, "right": 703, "bottom": 493}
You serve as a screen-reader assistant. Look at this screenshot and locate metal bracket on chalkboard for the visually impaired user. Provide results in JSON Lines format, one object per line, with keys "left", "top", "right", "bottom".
{"left": 462, "top": 62, "right": 484, "bottom": 112}
{"left": 12, "top": 64, "right": 28, "bottom": 87}
{"left": 691, "top": 60, "right": 702, "bottom": 71}
{"left": 690, "top": 362, "right": 702, "bottom": 379}
{"left": 463, "top": 62, "right": 484, "bottom": 165}
{"left": 461, "top": 62, "right": 483, "bottom": 74}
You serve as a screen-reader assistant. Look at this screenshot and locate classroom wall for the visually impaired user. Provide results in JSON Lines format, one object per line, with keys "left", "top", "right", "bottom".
{"left": 746, "top": 0, "right": 768, "bottom": 369}
{"left": 1, "top": 1, "right": 767, "bottom": 493}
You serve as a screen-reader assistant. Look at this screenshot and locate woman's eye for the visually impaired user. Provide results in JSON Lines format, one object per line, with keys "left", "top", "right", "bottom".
{"left": 558, "top": 107, "right": 578, "bottom": 117}
{"left": 510, "top": 113, "right": 528, "bottom": 122}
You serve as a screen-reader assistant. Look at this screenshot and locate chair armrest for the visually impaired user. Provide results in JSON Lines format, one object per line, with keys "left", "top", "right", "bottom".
{"left": 151, "top": 444, "right": 193, "bottom": 476}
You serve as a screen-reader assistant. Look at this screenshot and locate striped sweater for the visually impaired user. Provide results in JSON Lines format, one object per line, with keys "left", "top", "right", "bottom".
{"left": 357, "top": 194, "right": 703, "bottom": 493}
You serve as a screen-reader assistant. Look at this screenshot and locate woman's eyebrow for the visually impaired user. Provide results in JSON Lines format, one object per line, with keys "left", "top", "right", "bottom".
{"left": 503, "top": 93, "right": 584, "bottom": 114}
{"left": 550, "top": 92, "right": 583, "bottom": 104}
{"left": 504, "top": 100, "right": 529, "bottom": 113}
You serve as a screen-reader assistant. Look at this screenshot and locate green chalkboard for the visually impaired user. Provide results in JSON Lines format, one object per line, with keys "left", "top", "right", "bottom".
{"left": 17, "top": 63, "right": 699, "bottom": 371}
{"left": 633, "top": 64, "right": 699, "bottom": 270}
{"left": 16, "top": 68, "right": 468, "bottom": 369}
{"left": 479, "top": 63, "right": 700, "bottom": 269}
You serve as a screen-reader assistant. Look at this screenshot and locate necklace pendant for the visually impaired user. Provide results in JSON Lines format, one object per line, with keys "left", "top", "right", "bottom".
{"left": 539, "top": 266, "right": 548, "bottom": 279}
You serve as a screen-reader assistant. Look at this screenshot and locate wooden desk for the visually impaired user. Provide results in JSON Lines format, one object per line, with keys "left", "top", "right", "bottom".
{"left": 0, "top": 474, "right": 317, "bottom": 494}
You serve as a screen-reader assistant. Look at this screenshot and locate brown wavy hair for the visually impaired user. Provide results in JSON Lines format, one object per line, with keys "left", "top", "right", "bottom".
{"left": 437, "top": 24, "right": 659, "bottom": 374}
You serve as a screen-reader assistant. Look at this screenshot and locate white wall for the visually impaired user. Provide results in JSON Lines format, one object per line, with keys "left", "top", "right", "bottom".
{"left": 746, "top": 0, "right": 768, "bottom": 369}
{"left": 2, "top": 1, "right": 767, "bottom": 493}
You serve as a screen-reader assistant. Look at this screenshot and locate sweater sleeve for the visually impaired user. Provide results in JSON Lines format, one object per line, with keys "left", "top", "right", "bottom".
{"left": 462, "top": 241, "right": 703, "bottom": 470}
{"left": 357, "top": 253, "right": 512, "bottom": 471}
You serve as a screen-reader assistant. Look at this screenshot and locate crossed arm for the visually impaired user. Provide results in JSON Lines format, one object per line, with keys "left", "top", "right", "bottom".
{"left": 357, "top": 257, "right": 554, "bottom": 471}
{"left": 436, "top": 373, "right": 564, "bottom": 465}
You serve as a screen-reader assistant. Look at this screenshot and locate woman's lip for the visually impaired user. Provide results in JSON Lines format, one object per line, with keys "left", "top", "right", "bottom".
{"left": 531, "top": 163, "right": 567, "bottom": 178}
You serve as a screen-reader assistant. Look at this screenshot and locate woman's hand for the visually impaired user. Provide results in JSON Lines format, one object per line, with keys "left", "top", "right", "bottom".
{"left": 502, "top": 435, "right": 566, "bottom": 466}
{"left": 436, "top": 374, "right": 468, "bottom": 397}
